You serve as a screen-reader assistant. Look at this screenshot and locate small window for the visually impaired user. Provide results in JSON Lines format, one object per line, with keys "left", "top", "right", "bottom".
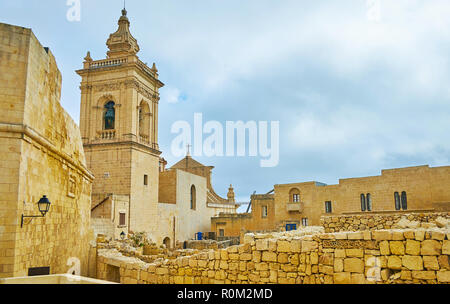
{"left": 401, "top": 191, "right": 408, "bottom": 210}
{"left": 394, "top": 192, "right": 401, "bottom": 210}
{"left": 119, "top": 212, "right": 126, "bottom": 226}
{"left": 262, "top": 206, "right": 268, "bottom": 218}
{"left": 190, "top": 185, "right": 196, "bottom": 210}
{"left": 302, "top": 218, "right": 309, "bottom": 227}
{"left": 325, "top": 201, "right": 332, "bottom": 213}
{"left": 366, "top": 193, "right": 372, "bottom": 211}
{"left": 289, "top": 188, "right": 300, "bottom": 203}
{"left": 360, "top": 194, "right": 367, "bottom": 212}
{"left": 144, "top": 175, "right": 148, "bottom": 186}
{"left": 219, "top": 229, "right": 225, "bottom": 237}
{"left": 28, "top": 267, "right": 50, "bottom": 277}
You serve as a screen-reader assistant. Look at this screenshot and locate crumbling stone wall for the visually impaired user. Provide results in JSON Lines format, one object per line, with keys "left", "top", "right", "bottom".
{"left": 321, "top": 212, "right": 449, "bottom": 233}
{"left": 96, "top": 227, "right": 450, "bottom": 284}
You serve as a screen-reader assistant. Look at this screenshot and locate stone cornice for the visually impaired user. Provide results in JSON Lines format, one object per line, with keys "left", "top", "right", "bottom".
{"left": 0, "top": 122, "right": 94, "bottom": 181}
{"left": 83, "top": 140, "right": 162, "bottom": 157}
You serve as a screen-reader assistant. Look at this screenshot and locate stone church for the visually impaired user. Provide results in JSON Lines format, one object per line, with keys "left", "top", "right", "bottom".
{"left": 77, "top": 8, "right": 238, "bottom": 247}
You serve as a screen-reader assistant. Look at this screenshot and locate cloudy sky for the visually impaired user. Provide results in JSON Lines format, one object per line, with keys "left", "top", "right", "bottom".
{"left": 2, "top": 0, "right": 450, "bottom": 207}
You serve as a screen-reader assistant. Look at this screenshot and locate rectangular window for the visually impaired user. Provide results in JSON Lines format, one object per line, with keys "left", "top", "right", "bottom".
{"left": 219, "top": 229, "right": 225, "bottom": 237}
{"left": 119, "top": 212, "right": 126, "bottom": 226}
{"left": 325, "top": 201, "right": 332, "bottom": 213}
{"left": 144, "top": 175, "right": 148, "bottom": 186}
{"left": 28, "top": 267, "right": 50, "bottom": 277}
{"left": 293, "top": 194, "right": 300, "bottom": 203}
{"left": 262, "top": 206, "right": 268, "bottom": 218}
{"left": 302, "top": 218, "right": 309, "bottom": 227}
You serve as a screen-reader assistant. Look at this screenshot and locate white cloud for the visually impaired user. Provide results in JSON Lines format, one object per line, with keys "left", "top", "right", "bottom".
{"left": 161, "top": 86, "right": 184, "bottom": 104}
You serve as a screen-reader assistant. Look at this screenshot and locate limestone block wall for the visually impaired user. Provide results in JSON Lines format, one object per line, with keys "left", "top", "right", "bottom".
{"left": 96, "top": 227, "right": 450, "bottom": 284}
{"left": 321, "top": 212, "right": 450, "bottom": 233}
{"left": 91, "top": 218, "right": 115, "bottom": 239}
{"left": 0, "top": 23, "right": 94, "bottom": 278}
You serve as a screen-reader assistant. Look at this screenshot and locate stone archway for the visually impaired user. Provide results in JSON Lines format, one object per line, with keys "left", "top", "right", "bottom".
{"left": 163, "top": 237, "right": 171, "bottom": 250}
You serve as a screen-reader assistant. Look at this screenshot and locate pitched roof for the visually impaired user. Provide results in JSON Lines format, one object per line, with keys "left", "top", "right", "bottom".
{"left": 170, "top": 155, "right": 209, "bottom": 170}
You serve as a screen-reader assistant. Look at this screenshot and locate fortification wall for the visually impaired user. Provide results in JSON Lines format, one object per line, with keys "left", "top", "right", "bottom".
{"left": 96, "top": 227, "right": 450, "bottom": 284}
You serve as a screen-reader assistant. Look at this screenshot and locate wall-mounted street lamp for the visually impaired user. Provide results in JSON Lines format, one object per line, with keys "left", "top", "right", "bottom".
{"left": 21, "top": 195, "right": 51, "bottom": 228}
{"left": 120, "top": 231, "right": 126, "bottom": 240}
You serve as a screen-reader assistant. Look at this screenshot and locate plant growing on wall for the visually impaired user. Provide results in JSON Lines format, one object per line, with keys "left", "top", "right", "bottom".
{"left": 129, "top": 231, "right": 147, "bottom": 248}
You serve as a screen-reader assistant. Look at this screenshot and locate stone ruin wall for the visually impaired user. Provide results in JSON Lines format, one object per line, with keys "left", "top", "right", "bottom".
{"left": 321, "top": 212, "right": 450, "bottom": 233}
{"left": 96, "top": 226, "right": 450, "bottom": 284}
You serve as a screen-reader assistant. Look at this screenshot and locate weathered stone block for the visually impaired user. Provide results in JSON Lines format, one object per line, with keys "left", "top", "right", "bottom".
{"left": 387, "top": 256, "right": 402, "bottom": 270}
{"left": 437, "top": 271, "right": 450, "bottom": 283}
{"left": 421, "top": 240, "right": 441, "bottom": 256}
{"left": 442, "top": 240, "right": 450, "bottom": 255}
{"left": 423, "top": 256, "right": 439, "bottom": 271}
{"left": 405, "top": 239, "right": 421, "bottom": 255}
{"left": 255, "top": 239, "right": 268, "bottom": 251}
{"left": 277, "top": 240, "right": 291, "bottom": 253}
{"left": 402, "top": 256, "right": 423, "bottom": 271}
{"left": 301, "top": 241, "right": 318, "bottom": 252}
{"left": 334, "top": 272, "right": 351, "bottom": 284}
{"left": 379, "top": 241, "right": 390, "bottom": 255}
{"left": 411, "top": 271, "right": 436, "bottom": 280}
{"left": 262, "top": 251, "right": 277, "bottom": 262}
{"left": 346, "top": 249, "right": 364, "bottom": 258}
{"left": 389, "top": 241, "right": 405, "bottom": 255}
{"left": 344, "top": 258, "right": 364, "bottom": 273}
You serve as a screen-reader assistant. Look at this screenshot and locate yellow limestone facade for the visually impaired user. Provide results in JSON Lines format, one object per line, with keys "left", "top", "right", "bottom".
{"left": 212, "top": 165, "right": 450, "bottom": 237}
{"left": 79, "top": 10, "right": 238, "bottom": 246}
{"left": 0, "top": 23, "right": 94, "bottom": 278}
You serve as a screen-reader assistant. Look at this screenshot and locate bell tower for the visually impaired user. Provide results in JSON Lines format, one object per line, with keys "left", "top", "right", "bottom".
{"left": 77, "top": 8, "right": 164, "bottom": 234}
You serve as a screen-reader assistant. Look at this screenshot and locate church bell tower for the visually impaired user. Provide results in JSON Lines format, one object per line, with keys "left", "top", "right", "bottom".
{"left": 76, "top": 8, "right": 164, "bottom": 234}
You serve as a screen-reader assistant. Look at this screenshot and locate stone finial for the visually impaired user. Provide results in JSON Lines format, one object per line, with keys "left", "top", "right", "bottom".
{"left": 106, "top": 8, "right": 140, "bottom": 58}
{"left": 227, "top": 184, "right": 236, "bottom": 203}
{"left": 84, "top": 51, "right": 93, "bottom": 62}
{"left": 152, "top": 63, "right": 158, "bottom": 72}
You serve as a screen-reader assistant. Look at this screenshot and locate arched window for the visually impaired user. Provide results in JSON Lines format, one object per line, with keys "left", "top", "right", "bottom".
{"left": 394, "top": 192, "right": 401, "bottom": 210}
{"left": 138, "top": 101, "right": 151, "bottom": 139}
{"left": 190, "top": 185, "right": 196, "bottom": 210}
{"left": 289, "top": 188, "right": 300, "bottom": 203}
{"left": 360, "top": 194, "right": 366, "bottom": 212}
{"left": 366, "top": 193, "right": 372, "bottom": 211}
{"left": 104, "top": 101, "right": 115, "bottom": 130}
{"left": 401, "top": 191, "right": 408, "bottom": 210}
